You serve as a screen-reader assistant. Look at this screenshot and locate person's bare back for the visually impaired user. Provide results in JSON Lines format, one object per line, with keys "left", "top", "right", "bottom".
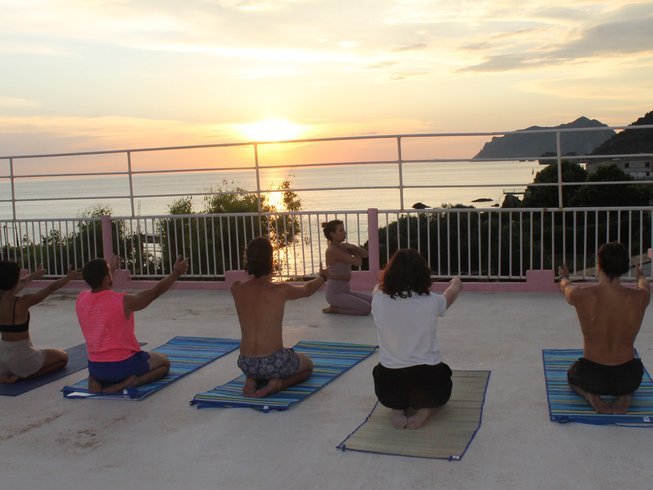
{"left": 559, "top": 242, "right": 650, "bottom": 414}
{"left": 231, "top": 278, "right": 290, "bottom": 357}
{"left": 231, "top": 237, "right": 327, "bottom": 397}
{"left": 565, "top": 279, "right": 648, "bottom": 365}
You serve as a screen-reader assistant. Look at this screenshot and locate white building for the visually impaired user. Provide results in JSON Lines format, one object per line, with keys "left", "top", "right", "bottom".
{"left": 586, "top": 157, "right": 653, "bottom": 179}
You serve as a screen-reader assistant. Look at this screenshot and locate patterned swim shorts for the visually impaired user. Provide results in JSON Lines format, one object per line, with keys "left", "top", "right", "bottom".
{"left": 237, "top": 347, "right": 300, "bottom": 379}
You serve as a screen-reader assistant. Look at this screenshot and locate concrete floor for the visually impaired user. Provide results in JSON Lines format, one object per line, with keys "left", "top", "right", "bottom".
{"left": 2, "top": 286, "right": 652, "bottom": 490}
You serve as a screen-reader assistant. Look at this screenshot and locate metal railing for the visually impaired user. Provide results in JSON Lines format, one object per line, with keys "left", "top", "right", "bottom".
{"left": 2, "top": 124, "right": 653, "bottom": 219}
{"left": 2, "top": 207, "right": 651, "bottom": 281}
{"left": 2, "top": 125, "right": 653, "bottom": 282}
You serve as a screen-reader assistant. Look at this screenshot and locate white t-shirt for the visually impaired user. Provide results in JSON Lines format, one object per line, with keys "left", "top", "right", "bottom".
{"left": 371, "top": 290, "right": 447, "bottom": 369}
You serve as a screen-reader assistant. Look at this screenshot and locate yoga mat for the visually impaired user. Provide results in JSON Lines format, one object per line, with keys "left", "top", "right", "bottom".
{"left": 61, "top": 336, "right": 239, "bottom": 400}
{"left": 0, "top": 343, "right": 89, "bottom": 396}
{"left": 337, "top": 370, "right": 491, "bottom": 461}
{"left": 190, "top": 340, "right": 377, "bottom": 411}
{"left": 543, "top": 349, "right": 653, "bottom": 426}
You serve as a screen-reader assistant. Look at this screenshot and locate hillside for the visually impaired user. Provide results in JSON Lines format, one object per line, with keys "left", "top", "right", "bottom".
{"left": 473, "top": 117, "right": 614, "bottom": 160}
{"left": 591, "top": 109, "right": 653, "bottom": 155}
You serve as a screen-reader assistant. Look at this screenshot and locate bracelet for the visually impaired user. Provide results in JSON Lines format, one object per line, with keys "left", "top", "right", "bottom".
{"left": 319, "top": 273, "right": 327, "bottom": 282}
{"left": 171, "top": 269, "right": 181, "bottom": 278}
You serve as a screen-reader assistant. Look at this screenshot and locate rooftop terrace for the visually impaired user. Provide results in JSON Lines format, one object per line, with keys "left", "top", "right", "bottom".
{"left": 2, "top": 286, "right": 652, "bottom": 490}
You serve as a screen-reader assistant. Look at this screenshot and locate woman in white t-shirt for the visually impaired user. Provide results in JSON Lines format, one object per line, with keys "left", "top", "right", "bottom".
{"left": 371, "top": 249, "right": 462, "bottom": 429}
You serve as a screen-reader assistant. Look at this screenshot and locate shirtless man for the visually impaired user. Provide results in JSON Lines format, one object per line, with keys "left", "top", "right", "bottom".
{"left": 231, "top": 237, "right": 328, "bottom": 398}
{"left": 559, "top": 242, "right": 650, "bottom": 414}
{"left": 76, "top": 255, "right": 188, "bottom": 393}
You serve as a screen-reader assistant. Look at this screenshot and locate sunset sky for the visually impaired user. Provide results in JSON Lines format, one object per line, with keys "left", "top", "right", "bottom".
{"left": 1, "top": 0, "right": 652, "bottom": 157}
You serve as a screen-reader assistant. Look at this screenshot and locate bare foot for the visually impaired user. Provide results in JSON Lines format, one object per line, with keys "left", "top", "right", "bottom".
{"left": 322, "top": 306, "right": 338, "bottom": 314}
{"left": 406, "top": 408, "right": 438, "bottom": 429}
{"left": 88, "top": 375, "right": 103, "bottom": 393}
{"left": 0, "top": 374, "right": 20, "bottom": 384}
{"left": 243, "top": 377, "right": 257, "bottom": 397}
{"left": 391, "top": 409, "right": 408, "bottom": 429}
{"left": 586, "top": 394, "right": 612, "bottom": 414}
{"left": 609, "top": 395, "right": 630, "bottom": 414}
{"left": 100, "top": 375, "right": 137, "bottom": 394}
{"left": 254, "top": 378, "right": 283, "bottom": 398}
{"left": 570, "top": 385, "right": 612, "bottom": 414}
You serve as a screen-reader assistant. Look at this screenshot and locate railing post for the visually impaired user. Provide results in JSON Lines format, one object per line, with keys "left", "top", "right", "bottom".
{"left": 127, "top": 151, "right": 135, "bottom": 217}
{"left": 556, "top": 131, "right": 563, "bottom": 209}
{"left": 367, "top": 208, "right": 380, "bottom": 280}
{"left": 254, "top": 143, "right": 261, "bottom": 213}
{"left": 396, "top": 137, "right": 405, "bottom": 212}
{"left": 9, "top": 157, "right": 16, "bottom": 221}
{"left": 101, "top": 215, "right": 114, "bottom": 263}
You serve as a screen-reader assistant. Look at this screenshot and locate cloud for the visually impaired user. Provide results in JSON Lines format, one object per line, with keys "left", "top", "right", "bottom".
{"left": 0, "top": 97, "right": 40, "bottom": 108}
{"left": 200, "top": 0, "right": 307, "bottom": 11}
{"left": 392, "top": 42, "right": 429, "bottom": 52}
{"left": 554, "top": 16, "right": 653, "bottom": 59}
{"left": 0, "top": 115, "right": 239, "bottom": 156}
{"left": 460, "top": 14, "right": 653, "bottom": 72}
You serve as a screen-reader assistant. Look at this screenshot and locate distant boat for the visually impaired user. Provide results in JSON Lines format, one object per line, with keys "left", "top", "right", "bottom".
{"left": 472, "top": 198, "right": 493, "bottom": 203}
{"left": 412, "top": 202, "right": 430, "bottom": 209}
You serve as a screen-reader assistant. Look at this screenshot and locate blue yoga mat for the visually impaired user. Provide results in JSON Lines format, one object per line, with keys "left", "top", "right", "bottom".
{"left": 0, "top": 343, "right": 88, "bottom": 396}
{"left": 543, "top": 349, "right": 653, "bottom": 426}
{"left": 190, "top": 340, "right": 377, "bottom": 411}
{"left": 62, "top": 336, "right": 239, "bottom": 400}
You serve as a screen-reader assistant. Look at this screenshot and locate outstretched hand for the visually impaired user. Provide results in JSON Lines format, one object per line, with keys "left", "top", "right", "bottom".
{"left": 31, "top": 265, "right": 45, "bottom": 280}
{"left": 318, "top": 262, "right": 329, "bottom": 280}
{"left": 66, "top": 265, "right": 81, "bottom": 280}
{"left": 636, "top": 264, "right": 646, "bottom": 280}
{"left": 558, "top": 264, "right": 570, "bottom": 278}
{"left": 110, "top": 255, "right": 122, "bottom": 272}
{"left": 173, "top": 256, "right": 188, "bottom": 276}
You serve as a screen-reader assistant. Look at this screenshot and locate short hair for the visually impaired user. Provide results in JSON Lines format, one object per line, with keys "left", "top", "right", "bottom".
{"left": 322, "top": 219, "right": 343, "bottom": 241}
{"left": 598, "top": 242, "right": 629, "bottom": 280}
{"left": 380, "top": 249, "right": 432, "bottom": 298}
{"left": 246, "top": 237, "right": 273, "bottom": 278}
{"left": 0, "top": 261, "right": 20, "bottom": 291}
{"left": 82, "top": 258, "right": 110, "bottom": 289}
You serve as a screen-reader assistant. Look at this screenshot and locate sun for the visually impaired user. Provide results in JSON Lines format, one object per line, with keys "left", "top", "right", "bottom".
{"left": 240, "top": 118, "right": 305, "bottom": 142}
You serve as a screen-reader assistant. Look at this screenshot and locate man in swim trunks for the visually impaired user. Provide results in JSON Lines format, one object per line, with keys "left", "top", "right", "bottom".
{"left": 232, "top": 237, "right": 328, "bottom": 398}
{"left": 76, "top": 255, "right": 188, "bottom": 393}
{"left": 559, "top": 242, "right": 650, "bottom": 414}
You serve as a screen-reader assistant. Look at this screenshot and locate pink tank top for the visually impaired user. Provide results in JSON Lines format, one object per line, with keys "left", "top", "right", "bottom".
{"left": 76, "top": 290, "right": 141, "bottom": 362}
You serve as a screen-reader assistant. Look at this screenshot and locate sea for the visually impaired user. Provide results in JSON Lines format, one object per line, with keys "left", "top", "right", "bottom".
{"left": 1, "top": 160, "right": 543, "bottom": 220}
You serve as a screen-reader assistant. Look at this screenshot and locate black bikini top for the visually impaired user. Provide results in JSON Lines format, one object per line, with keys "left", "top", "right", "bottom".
{"left": 0, "top": 297, "right": 30, "bottom": 333}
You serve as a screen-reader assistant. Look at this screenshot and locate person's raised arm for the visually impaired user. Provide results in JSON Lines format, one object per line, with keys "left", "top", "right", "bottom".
{"left": 329, "top": 245, "right": 362, "bottom": 266}
{"left": 635, "top": 265, "right": 650, "bottom": 305}
{"left": 284, "top": 263, "right": 329, "bottom": 301}
{"left": 558, "top": 264, "right": 576, "bottom": 304}
{"left": 20, "top": 266, "right": 79, "bottom": 308}
{"left": 16, "top": 265, "right": 45, "bottom": 293}
{"left": 124, "top": 256, "right": 188, "bottom": 315}
{"left": 443, "top": 276, "right": 462, "bottom": 309}
{"left": 342, "top": 243, "right": 369, "bottom": 259}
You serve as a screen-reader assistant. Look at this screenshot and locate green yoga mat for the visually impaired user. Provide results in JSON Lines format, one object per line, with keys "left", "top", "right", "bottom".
{"left": 337, "top": 370, "right": 491, "bottom": 460}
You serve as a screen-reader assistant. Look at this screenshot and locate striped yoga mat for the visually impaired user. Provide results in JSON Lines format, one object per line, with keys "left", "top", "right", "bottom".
{"left": 543, "top": 349, "right": 653, "bottom": 426}
{"left": 337, "top": 370, "right": 491, "bottom": 460}
{"left": 190, "top": 340, "right": 377, "bottom": 411}
{"left": 61, "top": 336, "right": 240, "bottom": 400}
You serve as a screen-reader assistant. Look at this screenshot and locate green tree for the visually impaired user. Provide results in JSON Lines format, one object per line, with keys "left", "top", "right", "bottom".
{"left": 158, "top": 179, "right": 302, "bottom": 276}
{"left": 522, "top": 161, "right": 587, "bottom": 207}
{"left": 571, "top": 164, "right": 648, "bottom": 207}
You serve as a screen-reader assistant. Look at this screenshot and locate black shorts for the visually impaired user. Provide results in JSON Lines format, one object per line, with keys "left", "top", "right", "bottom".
{"left": 567, "top": 357, "right": 644, "bottom": 396}
{"left": 373, "top": 362, "right": 452, "bottom": 410}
